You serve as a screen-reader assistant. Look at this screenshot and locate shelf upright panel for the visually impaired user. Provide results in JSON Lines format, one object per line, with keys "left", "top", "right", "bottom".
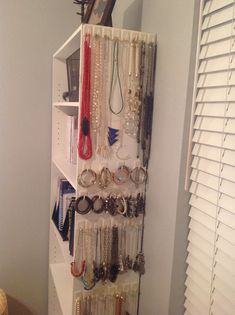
{"left": 49, "top": 24, "right": 82, "bottom": 315}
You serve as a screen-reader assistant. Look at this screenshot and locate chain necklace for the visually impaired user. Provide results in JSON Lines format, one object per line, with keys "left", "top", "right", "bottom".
{"left": 109, "top": 225, "right": 119, "bottom": 282}
{"left": 109, "top": 39, "right": 124, "bottom": 115}
{"left": 98, "top": 37, "right": 111, "bottom": 159}
{"left": 82, "top": 228, "right": 95, "bottom": 289}
{"left": 114, "top": 40, "right": 131, "bottom": 160}
{"left": 137, "top": 41, "right": 146, "bottom": 159}
{"left": 102, "top": 226, "right": 111, "bottom": 281}
{"left": 141, "top": 42, "right": 156, "bottom": 167}
{"left": 71, "top": 227, "right": 85, "bottom": 277}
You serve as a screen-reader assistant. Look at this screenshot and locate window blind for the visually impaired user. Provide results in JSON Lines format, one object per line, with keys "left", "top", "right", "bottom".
{"left": 185, "top": 1, "right": 235, "bottom": 314}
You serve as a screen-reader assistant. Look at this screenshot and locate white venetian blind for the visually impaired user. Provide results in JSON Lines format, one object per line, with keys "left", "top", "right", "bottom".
{"left": 185, "top": 1, "right": 235, "bottom": 315}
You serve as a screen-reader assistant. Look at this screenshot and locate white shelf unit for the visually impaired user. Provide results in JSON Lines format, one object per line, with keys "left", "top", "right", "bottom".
{"left": 49, "top": 24, "right": 155, "bottom": 315}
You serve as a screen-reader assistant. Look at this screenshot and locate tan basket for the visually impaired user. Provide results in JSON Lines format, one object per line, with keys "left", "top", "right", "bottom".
{"left": 0, "top": 290, "right": 8, "bottom": 315}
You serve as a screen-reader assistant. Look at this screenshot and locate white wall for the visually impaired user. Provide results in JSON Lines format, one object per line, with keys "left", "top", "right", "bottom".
{"left": 140, "top": 1, "right": 197, "bottom": 314}
{"left": 0, "top": 0, "right": 199, "bottom": 314}
{"left": 112, "top": 0, "right": 143, "bottom": 30}
{"left": 0, "top": 1, "right": 78, "bottom": 314}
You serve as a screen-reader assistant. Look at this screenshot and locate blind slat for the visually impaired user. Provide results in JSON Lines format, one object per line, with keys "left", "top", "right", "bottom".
{"left": 185, "top": 276, "right": 210, "bottom": 305}
{"left": 190, "top": 193, "right": 235, "bottom": 226}
{"left": 201, "top": 21, "right": 234, "bottom": 45}
{"left": 202, "top": 6, "right": 234, "bottom": 30}
{"left": 199, "top": 54, "right": 235, "bottom": 74}
{"left": 197, "top": 71, "right": 235, "bottom": 88}
{"left": 190, "top": 182, "right": 235, "bottom": 214}
{"left": 194, "top": 116, "right": 235, "bottom": 134}
{"left": 189, "top": 208, "right": 215, "bottom": 232}
{"left": 217, "top": 237, "right": 235, "bottom": 260}
{"left": 200, "top": 38, "right": 234, "bottom": 60}
{"left": 185, "top": 289, "right": 209, "bottom": 314}
{"left": 214, "top": 277, "right": 235, "bottom": 304}
{"left": 192, "top": 156, "right": 235, "bottom": 183}
{"left": 188, "top": 230, "right": 214, "bottom": 256}
{"left": 193, "top": 130, "right": 235, "bottom": 151}
{"left": 191, "top": 169, "right": 235, "bottom": 198}
{"left": 216, "top": 250, "right": 235, "bottom": 276}
{"left": 184, "top": 300, "right": 201, "bottom": 315}
{"left": 195, "top": 103, "right": 235, "bottom": 118}
{"left": 203, "top": 0, "right": 233, "bottom": 16}
{"left": 196, "top": 87, "right": 235, "bottom": 102}
{"left": 190, "top": 207, "right": 235, "bottom": 245}
{"left": 212, "top": 290, "right": 233, "bottom": 315}
{"left": 214, "top": 263, "right": 235, "bottom": 290}
{"left": 192, "top": 143, "right": 235, "bottom": 167}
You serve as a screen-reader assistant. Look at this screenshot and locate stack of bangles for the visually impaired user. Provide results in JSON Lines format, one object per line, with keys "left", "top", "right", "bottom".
{"left": 77, "top": 165, "right": 148, "bottom": 188}
{"left": 73, "top": 193, "right": 145, "bottom": 217}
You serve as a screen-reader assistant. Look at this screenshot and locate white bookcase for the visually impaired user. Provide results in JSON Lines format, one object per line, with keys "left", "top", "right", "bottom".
{"left": 48, "top": 24, "right": 155, "bottom": 315}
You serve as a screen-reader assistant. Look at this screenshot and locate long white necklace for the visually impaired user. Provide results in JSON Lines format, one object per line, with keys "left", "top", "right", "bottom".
{"left": 124, "top": 40, "right": 141, "bottom": 138}
{"left": 96, "top": 36, "right": 111, "bottom": 159}
{"left": 91, "top": 35, "right": 101, "bottom": 135}
{"left": 75, "top": 227, "right": 84, "bottom": 270}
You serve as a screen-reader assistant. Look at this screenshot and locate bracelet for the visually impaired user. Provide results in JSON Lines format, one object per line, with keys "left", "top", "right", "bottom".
{"left": 130, "top": 166, "right": 147, "bottom": 185}
{"left": 113, "top": 165, "right": 130, "bottom": 185}
{"left": 75, "top": 196, "right": 92, "bottom": 215}
{"left": 78, "top": 169, "right": 97, "bottom": 188}
{"left": 114, "top": 196, "right": 127, "bottom": 215}
{"left": 98, "top": 167, "right": 112, "bottom": 189}
{"left": 92, "top": 195, "right": 105, "bottom": 214}
{"left": 104, "top": 196, "right": 117, "bottom": 216}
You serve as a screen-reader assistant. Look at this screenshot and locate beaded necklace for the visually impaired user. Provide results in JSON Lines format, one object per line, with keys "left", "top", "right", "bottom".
{"left": 141, "top": 42, "right": 156, "bottom": 167}
{"left": 78, "top": 33, "right": 92, "bottom": 160}
{"left": 124, "top": 40, "right": 141, "bottom": 138}
{"left": 75, "top": 297, "right": 81, "bottom": 315}
{"left": 91, "top": 35, "right": 101, "bottom": 135}
{"left": 97, "top": 36, "right": 110, "bottom": 159}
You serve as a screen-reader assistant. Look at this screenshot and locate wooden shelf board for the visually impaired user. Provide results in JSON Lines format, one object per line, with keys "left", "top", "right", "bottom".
{"left": 50, "top": 263, "right": 73, "bottom": 315}
{"left": 53, "top": 102, "right": 79, "bottom": 115}
{"left": 53, "top": 25, "right": 82, "bottom": 60}
{"left": 53, "top": 102, "right": 79, "bottom": 107}
{"left": 53, "top": 156, "right": 77, "bottom": 190}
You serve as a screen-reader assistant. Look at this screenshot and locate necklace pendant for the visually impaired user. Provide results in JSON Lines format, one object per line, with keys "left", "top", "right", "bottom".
{"left": 118, "top": 255, "right": 125, "bottom": 273}
{"left": 124, "top": 255, "right": 133, "bottom": 271}
{"left": 93, "top": 261, "right": 100, "bottom": 282}
{"left": 133, "top": 252, "right": 145, "bottom": 275}
{"left": 109, "top": 263, "right": 119, "bottom": 283}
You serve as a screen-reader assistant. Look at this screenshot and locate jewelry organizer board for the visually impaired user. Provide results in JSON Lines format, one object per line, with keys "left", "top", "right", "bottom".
{"left": 48, "top": 24, "right": 156, "bottom": 315}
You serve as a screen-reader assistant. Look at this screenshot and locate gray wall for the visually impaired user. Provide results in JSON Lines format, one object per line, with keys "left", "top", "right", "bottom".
{"left": 113, "top": 1, "right": 199, "bottom": 314}
{"left": 140, "top": 1, "right": 197, "bottom": 315}
{"left": 0, "top": 1, "right": 78, "bottom": 314}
